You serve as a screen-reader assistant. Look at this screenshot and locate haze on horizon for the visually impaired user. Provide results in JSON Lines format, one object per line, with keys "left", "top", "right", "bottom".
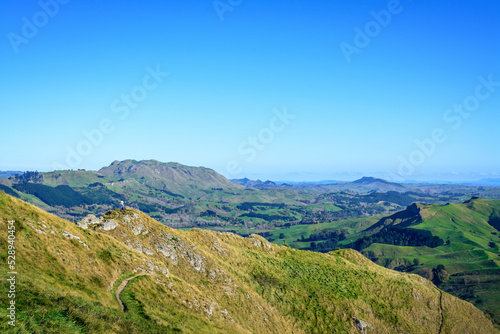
{"left": 1, "top": 0, "right": 499, "bottom": 182}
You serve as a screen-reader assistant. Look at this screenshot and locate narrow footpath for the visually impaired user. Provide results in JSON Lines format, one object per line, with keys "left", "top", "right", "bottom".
{"left": 116, "top": 273, "right": 147, "bottom": 312}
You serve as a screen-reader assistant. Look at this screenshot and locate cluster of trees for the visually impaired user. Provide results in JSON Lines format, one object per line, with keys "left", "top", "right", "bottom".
{"left": 13, "top": 183, "right": 91, "bottom": 207}
{"left": 309, "top": 239, "right": 341, "bottom": 253}
{"left": 157, "top": 188, "right": 184, "bottom": 198}
{"left": 0, "top": 184, "right": 19, "bottom": 198}
{"left": 237, "top": 202, "right": 285, "bottom": 211}
{"left": 201, "top": 209, "right": 217, "bottom": 217}
{"left": 361, "top": 191, "right": 416, "bottom": 206}
{"left": 78, "top": 184, "right": 124, "bottom": 206}
{"left": 298, "top": 207, "right": 367, "bottom": 224}
{"left": 415, "top": 265, "right": 450, "bottom": 284}
{"left": 299, "top": 229, "right": 348, "bottom": 242}
{"left": 240, "top": 212, "right": 295, "bottom": 222}
{"left": 351, "top": 227, "right": 444, "bottom": 251}
{"left": 13, "top": 171, "right": 43, "bottom": 183}
{"left": 319, "top": 191, "right": 415, "bottom": 207}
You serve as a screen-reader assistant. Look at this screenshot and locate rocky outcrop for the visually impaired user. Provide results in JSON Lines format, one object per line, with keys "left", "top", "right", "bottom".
{"left": 353, "top": 318, "right": 373, "bottom": 334}
{"left": 77, "top": 214, "right": 101, "bottom": 229}
{"left": 101, "top": 219, "right": 118, "bottom": 231}
{"left": 155, "top": 239, "right": 179, "bottom": 264}
{"left": 131, "top": 224, "right": 147, "bottom": 235}
{"left": 186, "top": 249, "right": 205, "bottom": 272}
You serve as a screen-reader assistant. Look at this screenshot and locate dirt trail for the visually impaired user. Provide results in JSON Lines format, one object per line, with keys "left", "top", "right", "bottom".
{"left": 116, "top": 273, "right": 147, "bottom": 312}
{"left": 438, "top": 291, "right": 444, "bottom": 334}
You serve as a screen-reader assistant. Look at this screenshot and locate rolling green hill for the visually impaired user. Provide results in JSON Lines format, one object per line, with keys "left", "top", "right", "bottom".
{"left": 0, "top": 192, "right": 497, "bottom": 333}
{"left": 348, "top": 198, "right": 500, "bottom": 324}
{"left": 0, "top": 160, "right": 317, "bottom": 226}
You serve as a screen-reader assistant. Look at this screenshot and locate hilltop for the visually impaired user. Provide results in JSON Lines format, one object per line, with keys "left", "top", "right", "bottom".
{"left": 97, "top": 160, "right": 243, "bottom": 197}
{"left": 0, "top": 191, "right": 497, "bottom": 333}
{"left": 325, "top": 177, "right": 408, "bottom": 193}
{"left": 344, "top": 198, "right": 500, "bottom": 323}
{"left": 231, "top": 178, "right": 281, "bottom": 189}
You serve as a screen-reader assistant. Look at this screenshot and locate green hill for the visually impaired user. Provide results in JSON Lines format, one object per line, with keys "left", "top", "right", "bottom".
{"left": 349, "top": 198, "right": 500, "bottom": 324}
{"left": 0, "top": 160, "right": 315, "bottom": 226}
{"left": 0, "top": 192, "right": 497, "bottom": 333}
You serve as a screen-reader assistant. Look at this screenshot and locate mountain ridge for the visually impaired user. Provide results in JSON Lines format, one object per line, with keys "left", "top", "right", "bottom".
{"left": 1, "top": 191, "right": 498, "bottom": 333}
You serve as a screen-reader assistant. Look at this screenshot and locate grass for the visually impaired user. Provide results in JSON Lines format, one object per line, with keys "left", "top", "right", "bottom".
{"left": 269, "top": 216, "right": 381, "bottom": 246}
{"left": 352, "top": 198, "right": 500, "bottom": 325}
{"left": 0, "top": 192, "right": 497, "bottom": 333}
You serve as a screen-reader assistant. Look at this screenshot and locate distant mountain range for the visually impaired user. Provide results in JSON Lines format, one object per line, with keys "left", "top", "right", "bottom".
{"left": 235, "top": 176, "right": 410, "bottom": 193}
{"left": 0, "top": 170, "right": 22, "bottom": 179}
{"left": 230, "top": 178, "right": 281, "bottom": 189}
{"left": 233, "top": 175, "right": 500, "bottom": 194}
{"left": 1, "top": 161, "right": 500, "bottom": 226}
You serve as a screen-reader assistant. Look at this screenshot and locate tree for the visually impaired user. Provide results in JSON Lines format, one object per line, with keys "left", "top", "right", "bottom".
{"left": 489, "top": 242, "right": 496, "bottom": 248}
{"left": 279, "top": 233, "right": 285, "bottom": 239}
{"left": 310, "top": 242, "right": 316, "bottom": 250}
{"left": 433, "top": 265, "right": 449, "bottom": 284}
{"left": 413, "top": 258, "right": 420, "bottom": 266}
{"left": 415, "top": 267, "right": 433, "bottom": 281}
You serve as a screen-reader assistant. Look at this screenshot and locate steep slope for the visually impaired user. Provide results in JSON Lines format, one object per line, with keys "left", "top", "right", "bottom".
{"left": 350, "top": 198, "right": 500, "bottom": 324}
{"left": 0, "top": 192, "right": 497, "bottom": 333}
{"left": 356, "top": 199, "right": 500, "bottom": 260}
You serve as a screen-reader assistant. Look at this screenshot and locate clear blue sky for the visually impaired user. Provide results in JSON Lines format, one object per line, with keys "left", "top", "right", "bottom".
{"left": 1, "top": 0, "right": 499, "bottom": 182}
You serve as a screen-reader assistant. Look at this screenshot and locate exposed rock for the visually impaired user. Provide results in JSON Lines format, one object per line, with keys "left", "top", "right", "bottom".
{"left": 186, "top": 249, "right": 205, "bottom": 272}
{"left": 220, "top": 309, "right": 235, "bottom": 323}
{"left": 193, "top": 299, "right": 200, "bottom": 309}
{"left": 62, "top": 230, "right": 79, "bottom": 240}
{"left": 248, "top": 234, "right": 272, "bottom": 250}
{"left": 131, "top": 224, "right": 146, "bottom": 235}
{"left": 203, "top": 301, "right": 217, "bottom": 317}
{"left": 156, "top": 265, "right": 169, "bottom": 277}
{"left": 249, "top": 235, "right": 263, "bottom": 247}
{"left": 125, "top": 240, "right": 147, "bottom": 254}
{"left": 122, "top": 215, "right": 132, "bottom": 224}
{"left": 211, "top": 236, "right": 227, "bottom": 256}
{"left": 26, "top": 222, "right": 47, "bottom": 235}
{"left": 77, "top": 214, "right": 101, "bottom": 229}
{"left": 354, "top": 318, "right": 373, "bottom": 334}
{"left": 155, "top": 241, "right": 178, "bottom": 264}
{"left": 101, "top": 219, "right": 118, "bottom": 231}
{"left": 62, "top": 230, "right": 89, "bottom": 249}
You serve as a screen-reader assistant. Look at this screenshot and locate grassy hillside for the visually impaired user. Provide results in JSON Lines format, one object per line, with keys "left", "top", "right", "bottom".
{"left": 351, "top": 198, "right": 500, "bottom": 324}
{"left": 0, "top": 192, "right": 497, "bottom": 333}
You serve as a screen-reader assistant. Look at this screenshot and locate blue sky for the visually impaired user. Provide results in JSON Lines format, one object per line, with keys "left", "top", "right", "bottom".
{"left": 0, "top": 0, "right": 499, "bottom": 182}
